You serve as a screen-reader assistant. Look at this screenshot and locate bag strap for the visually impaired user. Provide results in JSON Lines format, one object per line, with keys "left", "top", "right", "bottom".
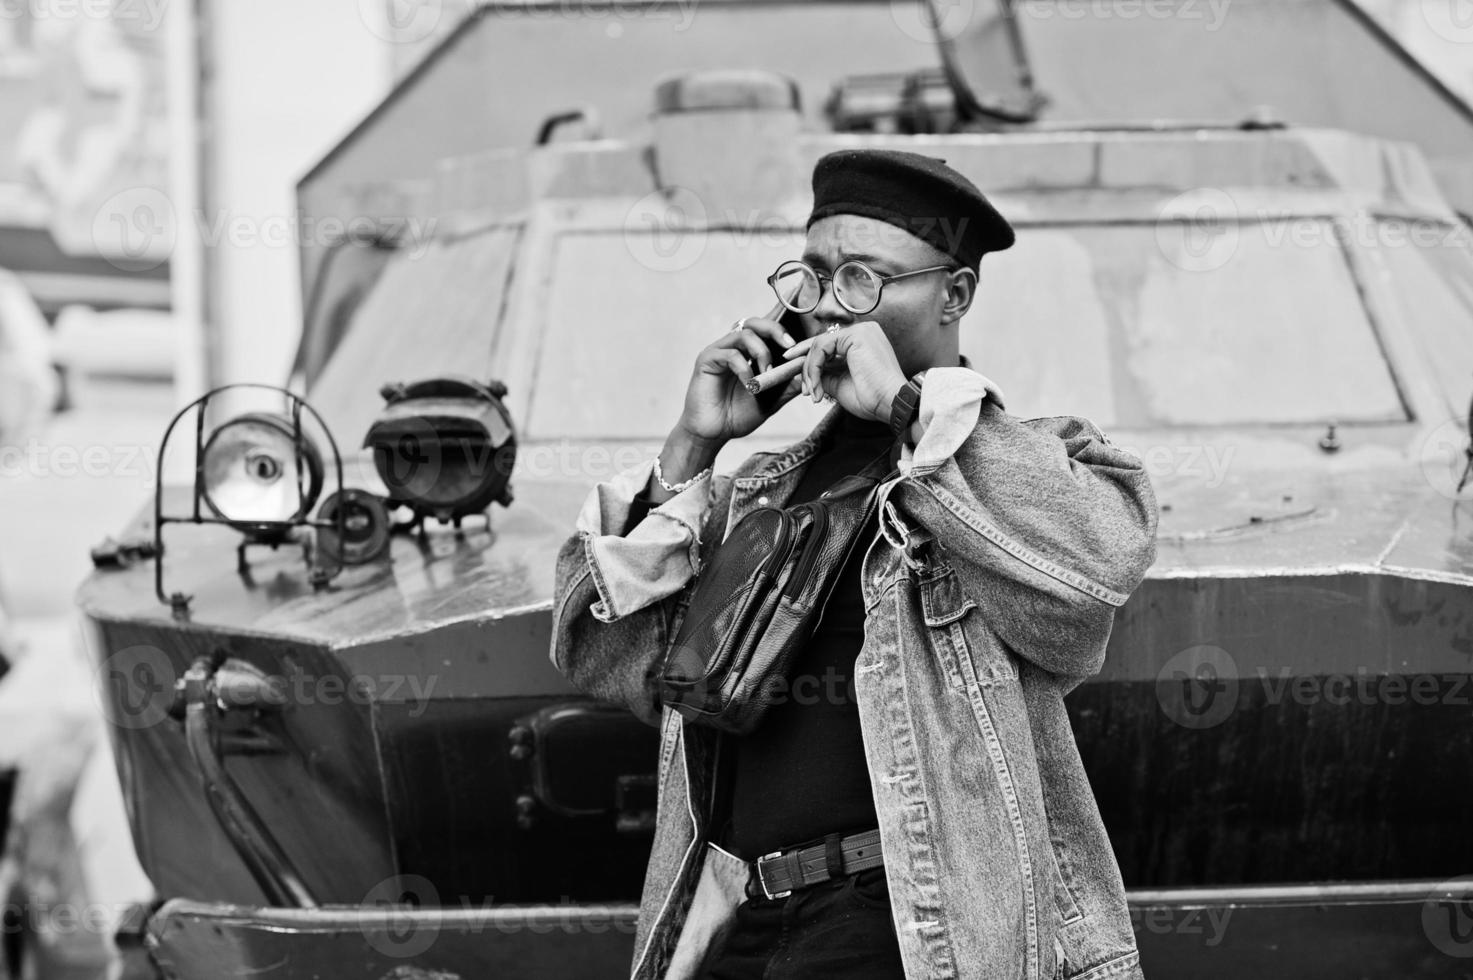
{"left": 861, "top": 444, "right": 937, "bottom": 568}
{"left": 843, "top": 443, "right": 902, "bottom": 490}
{"left": 878, "top": 492, "right": 936, "bottom": 569}
{"left": 813, "top": 446, "right": 893, "bottom": 506}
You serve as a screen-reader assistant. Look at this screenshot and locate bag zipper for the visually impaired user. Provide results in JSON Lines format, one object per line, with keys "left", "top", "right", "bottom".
{"left": 764, "top": 450, "right": 892, "bottom": 607}
{"left": 676, "top": 507, "right": 796, "bottom": 691}
{"left": 719, "top": 507, "right": 796, "bottom": 647}
{"left": 781, "top": 472, "right": 880, "bottom": 605}
{"left": 782, "top": 502, "right": 828, "bottom": 602}
{"left": 760, "top": 508, "right": 796, "bottom": 581}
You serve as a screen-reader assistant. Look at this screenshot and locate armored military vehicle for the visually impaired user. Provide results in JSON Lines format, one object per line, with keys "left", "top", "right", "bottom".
{"left": 70, "top": 0, "right": 1473, "bottom": 977}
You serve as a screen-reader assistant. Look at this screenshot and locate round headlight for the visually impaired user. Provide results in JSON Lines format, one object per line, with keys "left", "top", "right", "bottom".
{"left": 364, "top": 377, "right": 516, "bottom": 526}
{"left": 202, "top": 412, "right": 324, "bottom": 529}
{"left": 315, "top": 488, "right": 391, "bottom": 566}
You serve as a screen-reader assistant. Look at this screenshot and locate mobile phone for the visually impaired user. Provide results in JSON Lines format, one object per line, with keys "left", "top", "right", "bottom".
{"left": 753, "top": 303, "right": 806, "bottom": 414}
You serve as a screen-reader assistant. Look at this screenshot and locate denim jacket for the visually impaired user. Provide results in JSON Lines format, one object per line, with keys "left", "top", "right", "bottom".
{"left": 550, "top": 366, "right": 1159, "bottom": 980}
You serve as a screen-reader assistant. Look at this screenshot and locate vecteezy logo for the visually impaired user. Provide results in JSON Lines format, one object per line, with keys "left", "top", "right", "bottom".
{"left": 1156, "top": 644, "right": 1239, "bottom": 730}
{"left": 91, "top": 187, "right": 176, "bottom": 273}
{"left": 1154, "top": 188, "right": 1240, "bottom": 273}
{"left": 378, "top": 415, "right": 444, "bottom": 501}
{"left": 1422, "top": 876, "right": 1473, "bottom": 958}
{"left": 95, "top": 644, "right": 178, "bottom": 731}
{"left": 358, "top": 0, "right": 446, "bottom": 43}
{"left": 361, "top": 873, "right": 442, "bottom": 959}
{"left": 622, "top": 186, "right": 708, "bottom": 274}
{"left": 1420, "top": 0, "right": 1473, "bottom": 43}
{"left": 1416, "top": 417, "right": 1472, "bottom": 502}
{"left": 890, "top": 0, "right": 976, "bottom": 43}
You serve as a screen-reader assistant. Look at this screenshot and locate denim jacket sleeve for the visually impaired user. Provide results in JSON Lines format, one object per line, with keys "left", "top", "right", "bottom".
{"left": 882, "top": 367, "right": 1159, "bottom": 681}
{"left": 550, "top": 457, "right": 738, "bottom": 727}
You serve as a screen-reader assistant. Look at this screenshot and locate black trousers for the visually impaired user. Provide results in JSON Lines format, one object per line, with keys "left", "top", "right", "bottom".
{"left": 693, "top": 866, "right": 906, "bottom": 980}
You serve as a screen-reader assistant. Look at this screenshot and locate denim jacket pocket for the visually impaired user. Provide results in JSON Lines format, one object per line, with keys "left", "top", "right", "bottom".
{"left": 918, "top": 561, "right": 1018, "bottom": 689}
{"left": 1043, "top": 833, "right": 1085, "bottom": 927}
{"left": 917, "top": 562, "right": 975, "bottom": 693}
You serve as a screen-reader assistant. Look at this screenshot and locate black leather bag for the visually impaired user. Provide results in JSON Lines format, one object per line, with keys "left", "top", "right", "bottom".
{"left": 659, "top": 449, "right": 896, "bottom": 734}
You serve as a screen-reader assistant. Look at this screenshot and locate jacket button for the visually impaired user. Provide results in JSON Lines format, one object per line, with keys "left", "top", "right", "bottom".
{"left": 757, "top": 496, "right": 769, "bottom": 506}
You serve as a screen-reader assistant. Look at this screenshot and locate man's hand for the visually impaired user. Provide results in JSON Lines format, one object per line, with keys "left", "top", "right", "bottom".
{"left": 784, "top": 321, "right": 909, "bottom": 424}
{"left": 677, "top": 305, "right": 806, "bottom": 447}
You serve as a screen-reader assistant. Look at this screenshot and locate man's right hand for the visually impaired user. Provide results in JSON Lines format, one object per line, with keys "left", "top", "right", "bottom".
{"left": 677, "top": 309, "right": 806, "bottom": 446}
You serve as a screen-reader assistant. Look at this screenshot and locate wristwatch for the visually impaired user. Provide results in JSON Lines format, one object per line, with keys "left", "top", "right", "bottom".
{"left": 889, "top": 370, "right": 928, "bottom": 441}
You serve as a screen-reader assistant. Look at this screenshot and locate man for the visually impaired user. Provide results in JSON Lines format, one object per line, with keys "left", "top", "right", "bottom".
{"left": 550, "top": 148, "right": 1158, "bottom": 980}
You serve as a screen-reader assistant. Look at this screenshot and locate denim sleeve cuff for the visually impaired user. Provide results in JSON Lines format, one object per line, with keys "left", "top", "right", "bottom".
{"left": 899, "top": 367, "right": 1007, "bottom": 474}
{"left": 573, "top": 457, "right": 712, "bottom": 623}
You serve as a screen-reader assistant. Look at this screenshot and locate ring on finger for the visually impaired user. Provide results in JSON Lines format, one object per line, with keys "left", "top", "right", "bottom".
{"left": 732, "top": 316, "right": 749, "bottom": 333}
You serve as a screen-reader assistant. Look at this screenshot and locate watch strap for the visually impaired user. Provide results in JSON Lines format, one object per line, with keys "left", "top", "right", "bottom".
{"left": 889, "top": 370, "right": 927, "bottom": 441}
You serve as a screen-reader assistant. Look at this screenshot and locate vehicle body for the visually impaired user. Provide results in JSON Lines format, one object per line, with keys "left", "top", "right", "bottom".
{"left": 72, "top": 0, "right": 1473, "bottom": 977}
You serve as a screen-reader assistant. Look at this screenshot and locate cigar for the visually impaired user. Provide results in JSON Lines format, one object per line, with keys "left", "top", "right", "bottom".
{"left": 745, "top": 336, "right": 819, "bottom": 394}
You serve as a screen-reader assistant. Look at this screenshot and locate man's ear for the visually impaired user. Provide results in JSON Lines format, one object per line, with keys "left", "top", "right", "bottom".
{"left": 940, "top": 267, "right": 978, "bottom": 326}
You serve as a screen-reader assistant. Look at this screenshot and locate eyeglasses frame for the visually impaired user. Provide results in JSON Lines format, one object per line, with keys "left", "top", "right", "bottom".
{"left": 766, "top": 258, "right": 959, "bottom": 316}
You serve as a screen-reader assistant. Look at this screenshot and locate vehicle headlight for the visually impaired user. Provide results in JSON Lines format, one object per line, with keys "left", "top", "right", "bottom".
{"left": 201, "top": 412, "right": 324, "bottom": 530}
{"left": 316, "top": 488, "right": 392, "bottom": 567}
{"left": 363, "top": 376, "right": 517, "bottom": 528}
{"left": 149, "top": 384, "right": 372, "bottom": 618}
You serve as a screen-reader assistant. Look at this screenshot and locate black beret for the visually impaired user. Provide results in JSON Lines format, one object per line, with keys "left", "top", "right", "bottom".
{"left": 807, "top": 149, "right": 1014, "bottom": 270}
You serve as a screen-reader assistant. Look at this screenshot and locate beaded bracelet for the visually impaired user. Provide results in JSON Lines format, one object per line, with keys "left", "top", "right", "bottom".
{"left": 654, "top": 454, "right": 712, "bottom": 494}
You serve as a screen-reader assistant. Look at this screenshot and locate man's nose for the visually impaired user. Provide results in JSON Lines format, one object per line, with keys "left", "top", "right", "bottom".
{"left": 811, "top": 279, "right": 852, "bottom": 325}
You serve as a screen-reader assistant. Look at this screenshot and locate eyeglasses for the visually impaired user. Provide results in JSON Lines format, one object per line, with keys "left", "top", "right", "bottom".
{"left": 766, "top": 259, "right": 956, "bottom": 317}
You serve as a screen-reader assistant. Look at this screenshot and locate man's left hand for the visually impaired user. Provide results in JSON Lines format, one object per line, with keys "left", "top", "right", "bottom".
{"left": 783, "top": 321, "right": 908, "bottom": 424}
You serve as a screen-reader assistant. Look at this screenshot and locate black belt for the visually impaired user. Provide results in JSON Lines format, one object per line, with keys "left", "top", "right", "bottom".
{"left": 748, "top": 829, "right": 884, "bottom": 900}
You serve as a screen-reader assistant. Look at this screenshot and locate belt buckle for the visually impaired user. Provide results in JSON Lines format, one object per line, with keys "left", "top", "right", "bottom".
{"left": 756, "top": 851, "right": 793, "bottom": 900}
